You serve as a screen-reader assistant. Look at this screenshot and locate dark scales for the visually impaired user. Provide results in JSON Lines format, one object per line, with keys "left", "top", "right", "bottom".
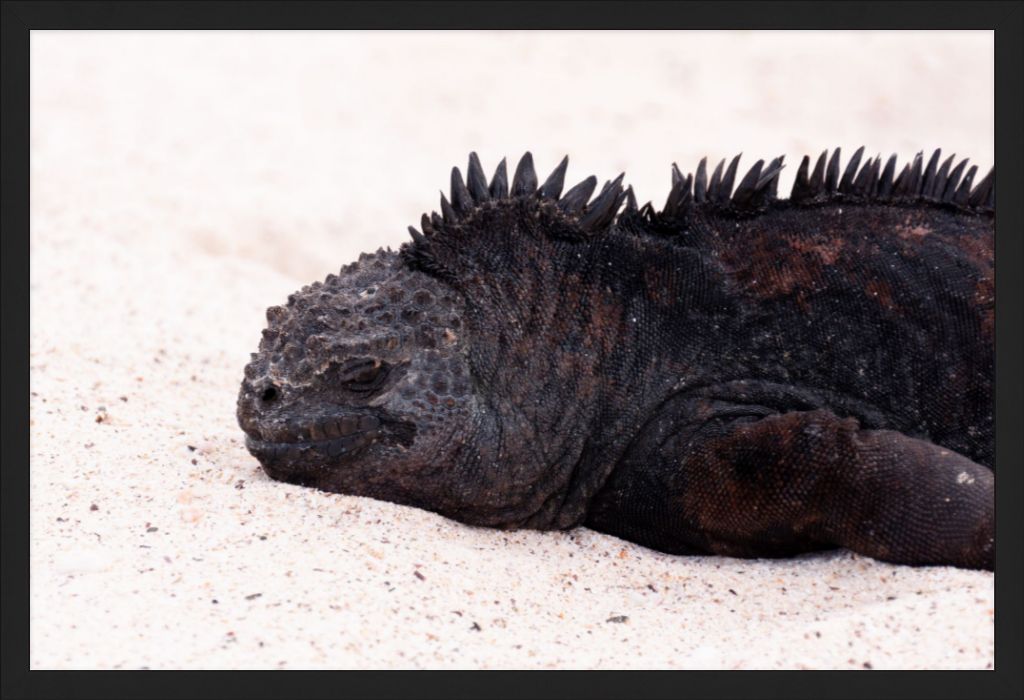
{"left": 238, "top": 149, "right": 994, "bottom": 570}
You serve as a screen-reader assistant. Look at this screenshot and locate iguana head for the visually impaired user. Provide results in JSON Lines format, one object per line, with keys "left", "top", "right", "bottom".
{"left": 238, "top": 153, "right": 631, "bottom": 528}
{"left": 237, "top": 250, "right": 482, "bottom": 511}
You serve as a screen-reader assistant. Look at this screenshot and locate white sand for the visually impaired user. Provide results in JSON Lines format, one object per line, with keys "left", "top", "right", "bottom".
{"left": 29, "top": 31, "right": 994, "bottom": 669}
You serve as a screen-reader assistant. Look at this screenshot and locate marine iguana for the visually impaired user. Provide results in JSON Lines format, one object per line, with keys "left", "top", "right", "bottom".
{"left": 237, "top": 148, "right": 995, "bottom": 570}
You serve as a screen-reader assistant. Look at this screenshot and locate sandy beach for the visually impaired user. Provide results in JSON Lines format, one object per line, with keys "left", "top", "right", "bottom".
{"left": 29, "top": 30, "right": 994, "bottom": 669}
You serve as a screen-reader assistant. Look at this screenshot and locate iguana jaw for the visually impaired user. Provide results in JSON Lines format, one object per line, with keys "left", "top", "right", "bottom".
{"left": 252, "top": 412, "right": 380, "bottom": 443}
{"left": 241, "top": 408, "right": 417, "bottom": 474}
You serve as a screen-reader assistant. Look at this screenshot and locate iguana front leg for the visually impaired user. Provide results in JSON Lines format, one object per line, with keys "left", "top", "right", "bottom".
{"left": 589, "top": 408, "right": 994, "bottom": 569}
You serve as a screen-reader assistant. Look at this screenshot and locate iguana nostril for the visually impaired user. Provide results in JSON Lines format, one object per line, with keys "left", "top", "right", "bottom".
{"left": 261, "top": 385, "right": 279, "bottom": 403}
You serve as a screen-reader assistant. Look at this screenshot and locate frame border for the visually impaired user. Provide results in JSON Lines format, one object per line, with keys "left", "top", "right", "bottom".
{"left": 2, "top": 2, "right": 1021, "bottom": 699}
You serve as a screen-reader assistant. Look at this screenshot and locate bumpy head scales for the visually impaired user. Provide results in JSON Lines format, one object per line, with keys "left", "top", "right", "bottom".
{"left": 237, "top": 250, "right": 480, "bottom": 504}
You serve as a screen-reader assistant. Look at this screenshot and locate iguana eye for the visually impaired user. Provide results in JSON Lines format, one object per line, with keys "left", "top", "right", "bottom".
{"left": 339, "top": 358, "right": 387, "bottom": 392}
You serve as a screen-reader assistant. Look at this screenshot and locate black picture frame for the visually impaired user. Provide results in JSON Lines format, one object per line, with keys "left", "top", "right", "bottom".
{"left": 2, "top": 2, "right": 1021, "bottom": 699}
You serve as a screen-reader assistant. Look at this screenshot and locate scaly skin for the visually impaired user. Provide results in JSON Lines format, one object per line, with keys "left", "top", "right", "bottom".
{"left": 237, "top": 149, "right": 994, "bottom": 569}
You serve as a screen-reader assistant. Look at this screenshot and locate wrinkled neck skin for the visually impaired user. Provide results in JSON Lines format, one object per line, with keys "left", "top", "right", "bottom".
{"left": 450, "top": 222, "right": 713, "bottom": 530}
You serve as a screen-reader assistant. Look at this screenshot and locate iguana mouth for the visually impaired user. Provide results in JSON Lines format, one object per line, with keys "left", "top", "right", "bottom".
{"left": 246, "top": 431, "right": 377, "bottom": 465}
{"left": 260, "top": 414, "right": 383, "bottom": 444}
{"left": 244, "top": 413, "right": 415, "bottom": 465}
